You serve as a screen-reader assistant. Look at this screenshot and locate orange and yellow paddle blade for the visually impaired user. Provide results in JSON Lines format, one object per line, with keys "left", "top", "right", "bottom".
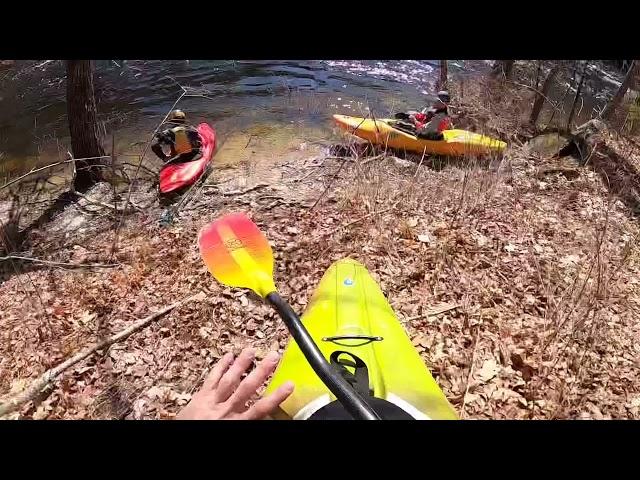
{"left": 198, "top": 212, "right": 277, "bottom": 298}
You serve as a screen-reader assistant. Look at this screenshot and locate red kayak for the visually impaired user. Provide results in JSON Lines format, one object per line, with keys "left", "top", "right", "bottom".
{"left": 159, "top": 123, "right": 217, "bottom": 194}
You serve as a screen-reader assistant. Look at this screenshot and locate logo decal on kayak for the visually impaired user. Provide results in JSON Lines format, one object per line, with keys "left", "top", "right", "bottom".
{"left": 344, "top": 278, "right": 354, "bottom": 286}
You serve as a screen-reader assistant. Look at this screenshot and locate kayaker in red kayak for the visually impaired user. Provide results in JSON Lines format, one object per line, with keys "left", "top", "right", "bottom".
{"left": 395, "top": 90, "right": 453, "bottom": 140}
{"left": 151, "top": 109, "right": 203, "bottom": 165}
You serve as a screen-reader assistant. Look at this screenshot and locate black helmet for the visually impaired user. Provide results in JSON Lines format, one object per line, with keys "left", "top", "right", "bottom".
{"left": 168, "top": 109, "right": 186, "bottom": 123}
{"left": 437, "top": 90, "right": 450, "bottom": 104}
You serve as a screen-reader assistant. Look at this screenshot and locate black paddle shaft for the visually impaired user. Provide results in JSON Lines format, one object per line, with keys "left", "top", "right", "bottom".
{"left": 266, "top": 292, "right": 381, "bottom": 420}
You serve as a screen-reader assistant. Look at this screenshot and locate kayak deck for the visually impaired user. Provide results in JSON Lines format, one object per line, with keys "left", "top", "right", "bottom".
{"left": 333, "top": 114, "right": 507, "bottom": 156}
{"left": 265, "top": 258, "right": 458, "bottom": 420}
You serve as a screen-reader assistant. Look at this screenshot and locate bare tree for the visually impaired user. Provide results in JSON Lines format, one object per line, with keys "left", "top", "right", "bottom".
{"left": 439, "top": 60, "right": 448, "bottom": 90}
{"left": 602, "top": 60, "right": 639, "bottom": 121}
{"left": 66, "top": 60, "right": 106, "bottom": 192}
{"left": 566, "top": 61, "right": 587, "bottom": 129}
{"left": 492, "top": 60, "right": 515, "bottom": 79}
{"left": 530, "top": 65, "right": 560, "bottom": 127}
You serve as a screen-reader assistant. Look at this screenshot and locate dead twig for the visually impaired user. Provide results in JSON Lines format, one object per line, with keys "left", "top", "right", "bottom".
{"left": 0, "top": 293, "right": 202, "bottom": 417}
{"left": 111, "top": 89, "right": 187, "bottom": 258}
{"left": 0, "top": 255, "right": 119, "bottom": 269}
{"left": 460, "top": 329, "right": 480, "bottom": 418}
{"left": 310, "top": 157, "right": 349, "bottom": 211}
{"left": 74, "top": 191, "right": 142, "bottom": 213}
{"left": 121, "top": 161, "right": 158, "bottom": 177}
{"left": 403, "top": 303, "right": 460, "bottom": 322}
{"left": 205, "top": 182, "right": 270, "bottom": 196}
{"left": 0, "top": 156, "right": 111, "bottom": 192}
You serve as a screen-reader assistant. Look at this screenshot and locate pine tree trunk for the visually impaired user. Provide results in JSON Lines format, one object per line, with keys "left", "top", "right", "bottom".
{"left": 530, "top": 65, "right": 560, "bottom": 126}
{"left": 602, "top": 60, "right": 638, "bottom": 121}
{"left": 66, "top": 60, "right": 106, "bottom": 192}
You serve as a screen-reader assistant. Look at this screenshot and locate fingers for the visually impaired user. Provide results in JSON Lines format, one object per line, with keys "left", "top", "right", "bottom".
{"left": 242, "top": 381, "right": 295, "bottom": 420}
{"left": 227, "top": 351, "right": 281, "bottom": 410}
{"left": 213, "top": 348, "right": 256, "bottom": 403}
{"left": 201, "top": 352, "right": 235, "bottom": 391}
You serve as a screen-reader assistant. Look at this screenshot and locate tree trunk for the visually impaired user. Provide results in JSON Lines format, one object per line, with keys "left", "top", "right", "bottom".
{"left": 566, "top": 61, "right": 587, "bottom": 129}
{"left": 439, "top": 60, "right": 448, "bottom": 90}
{"left": 529, "top": 65, "right": 560, "bottom": 126}
{"left": 602, "top": 60, "right": 639, "bottom": 121}
{"left": 492, "top": 60, "right": 515, "bottom": 79}
{"left": 534, "top": 61, "right": 542, "bottom": 90}
{"left": 66, "top": 60, "right": 106, "bottom": 192}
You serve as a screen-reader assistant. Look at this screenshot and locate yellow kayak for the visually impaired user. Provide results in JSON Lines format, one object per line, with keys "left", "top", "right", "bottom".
{"left": 333, "top": 114, "right": 507, "bottom": 156}
{"left": 265, "top": 258, "right": 458, "bottom": 420}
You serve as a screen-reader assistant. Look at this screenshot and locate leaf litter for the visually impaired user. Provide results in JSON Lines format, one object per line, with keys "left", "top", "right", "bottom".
{"left": 2, "top": 79, "right": 640, "bottom": 419}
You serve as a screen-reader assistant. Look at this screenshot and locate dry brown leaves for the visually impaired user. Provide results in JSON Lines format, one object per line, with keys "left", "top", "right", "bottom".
{"left": 2, "top": 92, "right": 640, "bottom": 419}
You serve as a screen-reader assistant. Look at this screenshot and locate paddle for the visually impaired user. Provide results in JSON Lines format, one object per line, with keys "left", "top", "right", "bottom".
{"left": 198, "top": 212, "right": 381, "bottom": 420}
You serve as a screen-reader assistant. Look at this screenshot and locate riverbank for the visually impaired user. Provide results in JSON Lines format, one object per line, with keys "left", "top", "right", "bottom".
{"left": 2, "top": 70, "right": 640, "bottom": 419}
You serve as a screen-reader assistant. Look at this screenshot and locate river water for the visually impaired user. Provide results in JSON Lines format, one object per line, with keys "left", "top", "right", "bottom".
{"left": 0, "top": 60, "right": 626, "bottom": 179}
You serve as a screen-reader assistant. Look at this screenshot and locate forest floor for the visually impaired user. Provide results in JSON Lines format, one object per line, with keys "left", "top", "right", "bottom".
{"left": 1, "top": 73, "right": 639, "bottom": 419}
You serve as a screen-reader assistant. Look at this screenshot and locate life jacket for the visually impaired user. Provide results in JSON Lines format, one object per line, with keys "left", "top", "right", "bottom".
{"left": 171, "top": 126, "right": 197, "bottom": 155}
{"left": 420, "top": 112, "right": 451, "bottom": 134}
{"left": 437, "top": 116, "right": 452, "bottom": 132}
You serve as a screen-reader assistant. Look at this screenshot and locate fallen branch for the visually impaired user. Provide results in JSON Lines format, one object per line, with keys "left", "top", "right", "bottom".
{"left": 404, "top": 303, "right": 460, "bottom": 322}
{"left": 0, "top": 293, "right": 202, "bottom": 418}
{"left": 74, "top": 191, "right": 142, "bottom": 213}
{"left": 294, "top": 165, "right": 324, "bottom": 183}
{"left": 310, "top": 157, "right": 349, "bottom": 211}
{"left": 0, "top": 255, "right": 119, "bottom": 269}
{"left": 324, "top": 155, "right": 383, "bottom": 165}
{"left": 0, "top": 156, "right": 111, "bottom": 192}
{"left": 121, "top": 162, "right": 158, "bottom": 177}
{"left": 205, "top": 182, "right": 270, "bottom": 196}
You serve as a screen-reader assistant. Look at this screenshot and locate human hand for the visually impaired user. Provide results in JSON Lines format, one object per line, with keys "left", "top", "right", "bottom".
{"left": 176, "top": 348, "right": 294, "bottom": 420}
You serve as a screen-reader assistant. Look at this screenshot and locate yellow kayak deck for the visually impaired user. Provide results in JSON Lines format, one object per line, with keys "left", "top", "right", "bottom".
{"left": 265, "top": 258, "right": 458, "bottom": 420}
{"left": 333, "top": 114, "right": 507, "bottom": 156}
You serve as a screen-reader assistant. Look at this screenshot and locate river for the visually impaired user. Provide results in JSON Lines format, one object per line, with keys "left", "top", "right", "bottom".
{"left": 0, "top": 60, "right": 626, "bottom": 179}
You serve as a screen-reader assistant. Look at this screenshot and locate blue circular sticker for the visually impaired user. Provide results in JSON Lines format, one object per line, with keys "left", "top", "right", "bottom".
{"left": 344, "top": 278, "right": 354, "bottom": 286}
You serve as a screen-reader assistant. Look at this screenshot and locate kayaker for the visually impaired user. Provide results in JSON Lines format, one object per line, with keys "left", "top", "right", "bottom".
{"left": 414, "top": 90, "right": 452, "bottom": 140}
{"left": 394, "top": 90, "right": 452, "bottom": 140}
{"left": 176, "top": 348, "right": 294, "bottom": 420}
{"left": 151, "top": 109, "right": 203, "bottom": 165}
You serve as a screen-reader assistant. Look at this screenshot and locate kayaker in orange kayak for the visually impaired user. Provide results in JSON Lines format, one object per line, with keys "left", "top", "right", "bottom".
{"left": 151, "top": 109, "right": 203, "bottom": 165}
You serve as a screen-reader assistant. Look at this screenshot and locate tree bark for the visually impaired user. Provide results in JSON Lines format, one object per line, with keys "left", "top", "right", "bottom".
{"left": 534, "top": 61, "right": 542, "bottom": 90}
{"left": 602, "top": 60, "right": 639, "bottom": 121}
{"left": 439, "top": 60, "right": 448, "bottom": 89}
{"left": 566, "top": 61, "right": 587, "bottom": 129}
{"left": 529, "top": 65, "right": 560, "bottom": 126}
{"left": 492, "top": 60, "right": 515, "bottom": 79}
{"left": 66, "top": 60, "right": 106, "bottom": 192}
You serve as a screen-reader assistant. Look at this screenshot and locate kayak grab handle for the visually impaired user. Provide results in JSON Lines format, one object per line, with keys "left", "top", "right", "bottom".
{"left": 322, "top": 335, "right": 383, "bottom": 346}
{"left": 266, "top": 292, "right": 381, "bottom": 420}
